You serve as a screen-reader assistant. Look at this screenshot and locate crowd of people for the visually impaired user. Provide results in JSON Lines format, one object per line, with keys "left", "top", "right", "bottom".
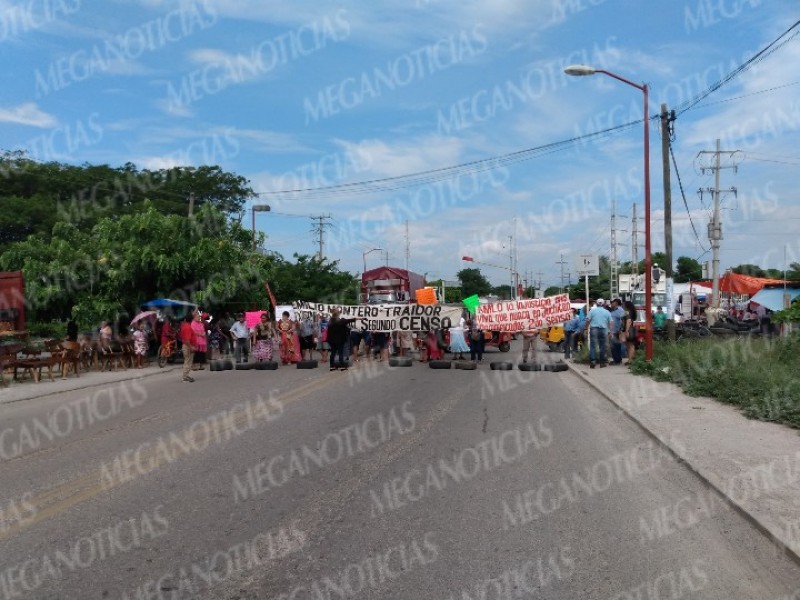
{"left": 151, "top": 308, "right": 501, "bottom": 379}
{"left": 566, "top": 298, "right": 640, "bottom": 369}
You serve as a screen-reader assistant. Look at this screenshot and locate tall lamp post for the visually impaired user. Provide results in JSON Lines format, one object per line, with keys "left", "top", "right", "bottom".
{"left": 252, "top": 204, "right": 271, "bottom": 252}
{"left": 362, "top": 247, "right": 385, "bottom": 274}
{"left": 564, "top": 64, "right": 653, "bottom": 361}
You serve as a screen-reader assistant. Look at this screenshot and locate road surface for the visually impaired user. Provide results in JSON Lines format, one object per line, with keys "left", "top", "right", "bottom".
{"left": 1, "top": 347, "right": 799, "bottom": 599}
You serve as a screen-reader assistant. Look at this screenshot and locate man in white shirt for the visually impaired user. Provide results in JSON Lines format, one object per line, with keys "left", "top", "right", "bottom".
{"left": 229, "top": 313, "right": 249, "bottom": 363}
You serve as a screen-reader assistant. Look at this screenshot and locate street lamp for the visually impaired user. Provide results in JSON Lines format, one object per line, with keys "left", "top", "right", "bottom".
{"left": 363, "top": 247, "right": 385, "bottom": 273}
{"left": 252, "top": 204, "right": 271, "bottom": 252}
{"left": 564, "top": 64, "right": 653, "bottom": 361}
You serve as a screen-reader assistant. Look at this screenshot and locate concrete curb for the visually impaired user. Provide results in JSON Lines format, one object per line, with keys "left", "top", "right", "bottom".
{"left": 565, "top": 360, "right": 800, "bottom": 567}
{"left": 0, "top": 365, "right": 180, "bottom": 406}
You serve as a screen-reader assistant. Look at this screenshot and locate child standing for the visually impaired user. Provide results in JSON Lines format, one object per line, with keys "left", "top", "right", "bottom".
{"left": 133, "top": 322, "right": 148, "bottom": 368}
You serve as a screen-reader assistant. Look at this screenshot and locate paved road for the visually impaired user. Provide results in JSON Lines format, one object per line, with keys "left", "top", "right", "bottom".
{"left": 1, "top": 348, "right": 799, "bottom": 599}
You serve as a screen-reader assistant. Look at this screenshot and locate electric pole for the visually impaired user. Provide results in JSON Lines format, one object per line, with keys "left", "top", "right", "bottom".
{"left": 556, "top": 254, "right": 568, "bottom": 292}
{"left": 661, "top": 103, "right": 676, "bottom": 338}
{"left": 631, "top": 203, "right": 639, "bottom": 285}
{"left": 698, "top": 139, "right": 738, "bottom": 307}
{"left": 310, "top": 214, "right": 332, "bottom": 260}
{"left": 610, "top": 197, "right": 618, "bottom": 300}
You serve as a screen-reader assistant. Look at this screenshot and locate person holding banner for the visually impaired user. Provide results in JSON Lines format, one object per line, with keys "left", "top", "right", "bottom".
{"left": 467, "top": 319, "right": 485, "bottom": 363}
{"left": 448, "top": 324, "right": 470, "bottom": 360}
{"left": 326, "top": 308, "right": 355, "bottom": 370}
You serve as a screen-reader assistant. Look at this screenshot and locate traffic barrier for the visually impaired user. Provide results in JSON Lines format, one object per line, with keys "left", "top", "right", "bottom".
{"left": 490, "top": 362, "right": 513, "bottom": 371}
{"left": 254, "top": 361, "right": 279, "bottom": 370}
{"left": 429, "top": 360, "right": 452, "bottom": 370}
{"left": 389, "top": 357, "right": 413, "bottom": 367}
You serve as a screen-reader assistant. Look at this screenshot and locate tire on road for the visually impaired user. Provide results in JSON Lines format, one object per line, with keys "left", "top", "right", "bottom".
{"left": 518, "top": 363, "right": 543, "bottom": 371}
{"left": 389, "top": 357, "right": 413, "bottom": 367}
{"left": 222, "top": 359, "right": 234, "bottom": 370}
{"left": 297, "top": 360, "right": 318, "bottom": 369}
{"left": 429, "top": 360, "right": 452, "bottom": 369}
{"left": 454, "top": 361, "right": 477, "bottom": 370}
{"left": 209, "top": 360, "right": 224, "bottom": 372}
{"left": 254, "top": 361, "right": 279, "bottom": 370}
{"left": 545, "top": 362, "right": 568, "bottom": 372}
{"left": 235, "top": 362, "right": 253, "bottom": 370}
{"left": 490, "top": 361, "right": 513, "bottom": 370}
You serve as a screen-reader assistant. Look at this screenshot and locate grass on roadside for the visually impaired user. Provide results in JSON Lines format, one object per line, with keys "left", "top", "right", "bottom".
{"left": 630, "top": 334, "right": 800, "bottom": 428}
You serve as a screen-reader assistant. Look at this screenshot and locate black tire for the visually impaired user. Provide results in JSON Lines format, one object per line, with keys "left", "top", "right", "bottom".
{"left": 499, "top": 342, "right": 511, "bottom": 352}
{"left": 209, "top": 360, "right": 224, "bottom": 372}
{"left": 297, "top": 360, "right": 318, "bottom": 369}
{"left": 335, "top": 361, "right": 350, "bottom": 370}
{"left": 389, "top": 357, "right": 413, "bottom": 367}
{"left": 222, "top": 359, "right": 234, "bottom": 370}
{"left": 546, "top": 363, "right": 568, "bottom": 372}
{"left": 518, "top": 363, "right": 543, "bottom": 371}
{"left": 235, "top": 362, "right": 254, "bottom": 370}
{"left": 254, "top": 361, "right": 279, "bottom": 370}
{"left": 454, "top": 361, "right": 477, "bottom": 370}
{"left": 429, "top": 360, "right": 452, "bottom": 369}
{"left": 490, "top": 361, "right": 513, "bottom": 371}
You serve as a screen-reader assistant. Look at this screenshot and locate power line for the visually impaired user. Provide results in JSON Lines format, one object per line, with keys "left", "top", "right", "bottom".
{"left": 669, "top": 139, "right": 707, "bottom": 252}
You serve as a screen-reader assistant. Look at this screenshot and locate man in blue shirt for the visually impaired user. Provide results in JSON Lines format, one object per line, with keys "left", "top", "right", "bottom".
{"left": 584, "top": 298, "right": 612, "bottom": 368}
{"left": 608, "top": 298, "right": 625, "bottom": 365}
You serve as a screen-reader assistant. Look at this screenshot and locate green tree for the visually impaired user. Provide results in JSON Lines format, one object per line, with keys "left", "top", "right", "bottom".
{"left": 457, "top": 268, "right": 492, "bottom": 298}
{"left": 675, "top": 256, "right": 702, "bottom": 283}
{"left": 0, "top": 153, "right": 255, "bottom": 250}
{"left": 269, "top": 254, "right": 358, "bottom": 305}
{"left": 732, "top": 264, "right": 765, "bottom": 277}
{"left": 0, "top": 203, "right": 266, "bottom": 326}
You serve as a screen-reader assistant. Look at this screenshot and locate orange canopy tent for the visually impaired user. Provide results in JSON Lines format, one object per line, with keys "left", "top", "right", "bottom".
{"left": 718, "top": 272, "right": 789, "bottom": 296}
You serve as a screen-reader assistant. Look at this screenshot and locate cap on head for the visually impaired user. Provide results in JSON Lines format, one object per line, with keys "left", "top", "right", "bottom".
{"left": 596, "top": 298, "right": 605, "bottom": 306}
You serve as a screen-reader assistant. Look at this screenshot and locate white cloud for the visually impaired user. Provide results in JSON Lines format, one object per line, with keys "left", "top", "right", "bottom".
{"left": 0, "top": 103, "right": 57, "bottom": 128}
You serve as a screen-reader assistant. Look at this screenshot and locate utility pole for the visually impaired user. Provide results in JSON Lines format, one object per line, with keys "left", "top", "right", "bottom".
{"left": 631, "top": 203, "right": 639, "bottom": 286}
{"left": 556, "top": 254, "right": 568, "bottom": 292}
{"left": 661, "top": 103, "right": 676, "bottom": 338}
{"left": 310, "top": 214, "right": 332, "bottom": 260}
{"left": 610, "top": 197, "right": 618, "bottom": 300}
{"left": 698, "top": 139, "right": 738, "bottom": 307}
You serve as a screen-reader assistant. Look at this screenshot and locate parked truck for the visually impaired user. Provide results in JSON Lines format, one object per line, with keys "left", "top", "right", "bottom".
{"left": 0, "top": 271, "right": 26, "bottom": 334}
{"left": 361, "top": 266, "right": 426, "bottom": 304}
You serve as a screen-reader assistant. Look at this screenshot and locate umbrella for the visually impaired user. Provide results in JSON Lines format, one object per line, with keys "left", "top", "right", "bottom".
{"left": 130, "top": 310, "right": 158, "bottom": 326}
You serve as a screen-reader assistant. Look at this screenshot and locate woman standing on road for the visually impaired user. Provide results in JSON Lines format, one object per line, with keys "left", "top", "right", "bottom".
{"left": 191, "top": 311, "right": 208, "bottom": 370}
{"left": 621, "top": 300, "right": 638, "bottom": 366}
{"left": 251, "top": 313, "right": 275, "bottom": 363}
{"left": 277, "top": 311, "right": 301, "bottom": 365}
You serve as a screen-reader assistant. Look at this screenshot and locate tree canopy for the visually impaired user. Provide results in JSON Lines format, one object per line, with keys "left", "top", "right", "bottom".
{"left": 457, "top": 268, "right": 492, "bottom": 298}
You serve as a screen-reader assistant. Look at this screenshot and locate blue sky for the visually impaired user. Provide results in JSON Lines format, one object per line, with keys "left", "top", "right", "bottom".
{"left": 1, "top": 0, "right": 798, "bottom": 288}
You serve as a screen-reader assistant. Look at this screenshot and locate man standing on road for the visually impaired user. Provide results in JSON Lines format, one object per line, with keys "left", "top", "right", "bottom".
{"left": 520, "top": 329, "right": 539, "bottom": 364}
{"left": 229, "top": 313, "right": 249, "bottom": 363}
{"left": 562, "top": 310, "right": 583, "bottom": 360}
{"left": 180, "top": 314, "right": 196, "bottom": 382}
{"left": 585, "top": 298, "right": 612, "bottom": 369}
{"left": 608, "top": 298, "right": 625, "bottom": 365}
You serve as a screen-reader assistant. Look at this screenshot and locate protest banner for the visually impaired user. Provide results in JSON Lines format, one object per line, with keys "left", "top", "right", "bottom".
{"left": 475, "top": 294, "right": 572, "bottom": 332}
{"left": 293, "top": 302, "right": 463, "bottom": 332}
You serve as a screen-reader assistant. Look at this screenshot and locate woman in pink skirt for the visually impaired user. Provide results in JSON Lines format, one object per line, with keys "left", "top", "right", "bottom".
{"left": 251, "top": 313, "right": 274, "bottom": 362}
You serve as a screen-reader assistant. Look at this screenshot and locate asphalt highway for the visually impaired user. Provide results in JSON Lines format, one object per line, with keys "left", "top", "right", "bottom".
{"left": 1, "top": 346, "right": 799, "bottom": 599}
